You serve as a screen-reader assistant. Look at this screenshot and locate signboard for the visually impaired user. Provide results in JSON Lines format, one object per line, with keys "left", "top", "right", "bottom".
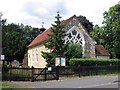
{"left": 1, "top": 55, "right": 5, "bottom": 60}
{"left": 48, "top": 67, "right": 52, "bottom": 71}
{"left": 61, "top": 57, "right": 66, "bottom": 66}
{"left": 55, "top": 57, "right": 66, "bottom": 66}
{"left": 55, "top": 57, "right": 60, "bottom": 66}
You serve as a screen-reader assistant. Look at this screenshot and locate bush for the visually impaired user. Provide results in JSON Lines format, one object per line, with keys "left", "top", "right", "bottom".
{"left": 69, "top": 58, "right": 119, "bottom": 66}
{"left": 65, "top": 43, "right": 82, "bottom": 65}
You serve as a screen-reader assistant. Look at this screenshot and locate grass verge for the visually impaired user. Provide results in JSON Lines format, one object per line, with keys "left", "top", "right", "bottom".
{"left": 2, "top": 83, "right": 32, "bottom": 88}
{"left": 59, "top": 72, "right": 120, "bottom": 80}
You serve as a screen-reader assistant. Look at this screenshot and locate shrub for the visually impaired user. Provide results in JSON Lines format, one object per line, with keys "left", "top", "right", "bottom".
{"left": 65, "top": 43, "right": 82, "bottom": 65}
{"left": 69, "top": 58, "right": 119, "bottom": 66}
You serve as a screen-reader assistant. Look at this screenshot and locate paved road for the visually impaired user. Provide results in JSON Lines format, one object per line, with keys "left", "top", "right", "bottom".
{"left": 5, "top": 75, "right": 119, "bottom": 88}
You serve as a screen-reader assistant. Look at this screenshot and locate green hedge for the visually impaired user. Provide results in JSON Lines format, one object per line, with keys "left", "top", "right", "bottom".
{"left": 69, "top": 58, "right": 120, "bottom": 66}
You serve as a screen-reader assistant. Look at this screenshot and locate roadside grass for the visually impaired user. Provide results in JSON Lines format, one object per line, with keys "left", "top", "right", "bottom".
{"left": 60, "top": 71, "right": 120, "bottom": 80}
{"left": 2, "top": 83, "right": 32, "bottom": 88}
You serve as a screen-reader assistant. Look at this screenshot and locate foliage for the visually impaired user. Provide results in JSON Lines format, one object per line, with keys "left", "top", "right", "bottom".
{"left": 90, "top": 25, "right": 106, "bottom": 45}
{"left": 42, "top": 13, "right": 68, "bottom": 67}
{"left": 102, "top": 4, "right": 120, "bottom": 59}
{"left": 2, "top": 22, "right": 40, "bottom": 63}
{"left": 2, "top": 83, "right": 31, "bottom": 88}
{"left": 65, "top": 43, "right": 82, "bottom": 64}
{"left": 90, "top": 4, "right": 120, "bottom": 59}
{"left": 77, "top": 15, "right": 93, "bottom": 33}
{"left": 69, "top": 58, "right": 119, "bottom": 66}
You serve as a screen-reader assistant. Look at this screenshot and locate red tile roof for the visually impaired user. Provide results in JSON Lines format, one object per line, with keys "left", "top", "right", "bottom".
{"left": 28, "top": 15, "right": 76, "bottom": 48}
{"left": 95, "top": 45, "right": 110, "bottom": 56}
{"left": 28, "top": 28, "right": 52, "bottom": 48}
{"left": 61, "top": 15, "right": 76, "bottom": 25}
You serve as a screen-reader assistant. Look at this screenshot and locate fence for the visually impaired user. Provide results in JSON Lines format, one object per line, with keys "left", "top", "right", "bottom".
{"left": 2, "top": 66, "right": 59, "bottom": 82}
{"left": 2, "top": 65, "right": 119, "bottom": 82}
{"left": 59, "top": 65, "right": 119, "bottom": 77}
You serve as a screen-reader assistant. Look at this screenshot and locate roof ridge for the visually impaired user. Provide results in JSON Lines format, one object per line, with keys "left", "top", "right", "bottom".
{"left": 61, "top": 15, "right": 76, "bottom": 25}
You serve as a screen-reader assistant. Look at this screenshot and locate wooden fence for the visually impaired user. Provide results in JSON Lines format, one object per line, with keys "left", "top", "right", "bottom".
{"left": 2, "top": 65, "right": 119, "bottom": 82}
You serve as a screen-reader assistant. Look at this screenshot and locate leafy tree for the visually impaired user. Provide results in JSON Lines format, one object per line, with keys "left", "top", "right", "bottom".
{"left": 2, "top": 22, "right": 40, "bottom": 63}
{"left": 91, "top": 4, "right": 120, "bottom": 59}
{"left": 65, "top": 43, "right": 82, "bottom": 61}
{"left": 77, "top": 15, "right": 93, "bottom": 33}
{"left": 102, "top": 4, "right": 120, "bottom": 58}
{"left": 90, "top": 25, "right": 106, "bottom": 45}
{"left": 42, "top": 13, "right": 68, "bottom": 67}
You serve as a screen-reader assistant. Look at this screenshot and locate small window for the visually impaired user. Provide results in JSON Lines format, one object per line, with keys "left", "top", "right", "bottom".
{"left": 29, "top": 54, "right": 31, "bottom": 60}
{"left": 77, "top": 34, "right": 81, "bottom": 39}
{"left": 72, "top": 30, "right": 77, "bottom": 35}
{"left": 66, "top": 40, "right": 69, "bottom": 43}
{"left": 79, "top": 41, "right": 82, "bottom": 44}
{"left": 36, "top": 49, "right": 38, "bottom": 62}
{"left": 32, "top": 50, "right": 34, "bottom": 61}
{"left": 68, "top": 33, "right": 72, "bottom": 39}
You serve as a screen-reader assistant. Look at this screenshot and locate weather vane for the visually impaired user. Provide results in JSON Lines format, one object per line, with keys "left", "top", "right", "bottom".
{"left": 56, "top": 11, "right": 61, "bottom": 19}
{"left": 42, "top": 22, "right": 44, "bottom": 28}
{"left": 57, "top": 11, "right": 59, "bottom": 14}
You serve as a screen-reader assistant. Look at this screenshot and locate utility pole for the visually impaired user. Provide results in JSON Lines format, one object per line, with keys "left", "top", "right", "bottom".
{"left": 0, "top": 12, "right": 3, "bottom": 86}
{"left": 0, "top": 12, "right": 3, "bottom": 60}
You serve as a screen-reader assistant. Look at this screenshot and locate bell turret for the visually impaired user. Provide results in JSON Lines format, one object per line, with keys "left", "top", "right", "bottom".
{"left": 40, "top": 22, "right": 46, "bottom": 33}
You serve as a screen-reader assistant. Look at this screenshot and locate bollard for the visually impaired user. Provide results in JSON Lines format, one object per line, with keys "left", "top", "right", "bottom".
{"left": 44, "top": 67, "right": 47, "bottom": 81}
{"left": 56, "top": 66, "right": 59, "bottom": 80}
{"left": 31, "top": 66, "right": 34, "bottom": 82}
{"left": 78, "top": 65, "right": 81, "bottom": 77}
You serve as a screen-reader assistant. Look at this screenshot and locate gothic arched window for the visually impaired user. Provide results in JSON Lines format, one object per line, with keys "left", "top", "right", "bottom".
{"left": 65, "top": 29, "right": 83, "bottom": 45}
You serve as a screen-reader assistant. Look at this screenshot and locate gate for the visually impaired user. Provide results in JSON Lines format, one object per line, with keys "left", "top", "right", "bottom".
{"left": 32, "top": 66, "right": 59, "bottom": 82}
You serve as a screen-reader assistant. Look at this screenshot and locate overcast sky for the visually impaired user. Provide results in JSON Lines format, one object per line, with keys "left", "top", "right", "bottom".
{"left": 0, "top": 0, "right": 119, "bottom": 29}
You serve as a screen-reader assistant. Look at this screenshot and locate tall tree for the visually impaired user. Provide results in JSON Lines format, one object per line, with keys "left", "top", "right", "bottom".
{"left": 90, "top": 25, "right": 106, "bottom": 45}
{"left": 2, "top": 23, "right": 40, "bottom": 63}
{"left": 91, "top": 4, "right": 120, "bottom": 59}
{"left": 102, "top": 4, "right": 120, "bottom": 58}
{"left": 77, "top": 15, "right": 93, "bottom": 33}
{"left": 42, "top": 12, "right": 68, "bottom": 67}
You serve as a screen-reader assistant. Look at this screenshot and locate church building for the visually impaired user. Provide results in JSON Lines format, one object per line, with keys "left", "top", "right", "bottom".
{"left": 27, "top": 14, "right": 110, "bottom": 68}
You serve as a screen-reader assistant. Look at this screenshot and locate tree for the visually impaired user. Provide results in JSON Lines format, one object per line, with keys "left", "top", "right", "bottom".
{"left": 2, "top": 22, "right": 40, "bottom": 63}
{"left": 90, "top": 25, "right": 106, "bottom": 45}
{"left": 65, "top": 43, "right": 82, "bottom": 61}
{"left": 42, "top": 13, "right": 68, "bottom": 67}
{"left": 2, "top": 23, "right": 24, "bottom": 62}
{"left": 102, "top": 4, "right": 120, "bottom": 58}
{"left": 90, "top": 4, "right": 120, "bottom": 59}
{"left": 77, "top": 15, "right": 93, "bottom": 33}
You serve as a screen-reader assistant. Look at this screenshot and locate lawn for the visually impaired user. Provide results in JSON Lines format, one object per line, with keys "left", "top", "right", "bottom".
{"left": 1, "top": 82, "right": 32, "bottom": 89}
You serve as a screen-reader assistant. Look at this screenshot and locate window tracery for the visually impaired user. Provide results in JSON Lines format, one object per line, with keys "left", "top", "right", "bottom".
{"left": 65, "top": 29, "right": 83, "bottom": 45}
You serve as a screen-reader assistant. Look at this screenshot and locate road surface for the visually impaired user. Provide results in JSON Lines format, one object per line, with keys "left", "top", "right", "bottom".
{"left": 3, "top": 75, "right": 119, "bottom": 88}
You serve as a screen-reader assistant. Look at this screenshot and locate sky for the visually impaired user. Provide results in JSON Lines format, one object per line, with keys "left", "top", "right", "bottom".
{"left": 0, "top": 0, "right": 119, "bottom": 29}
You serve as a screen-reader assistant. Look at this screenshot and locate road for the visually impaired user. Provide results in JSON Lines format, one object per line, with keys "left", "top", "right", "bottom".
{"left": 4, "top": 75, "right": 119, "bottom": 88}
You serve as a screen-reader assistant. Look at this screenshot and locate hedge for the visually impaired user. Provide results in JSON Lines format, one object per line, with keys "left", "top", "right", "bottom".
{"left": 69, "top": 58, "right": 120, "bottom": 66}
